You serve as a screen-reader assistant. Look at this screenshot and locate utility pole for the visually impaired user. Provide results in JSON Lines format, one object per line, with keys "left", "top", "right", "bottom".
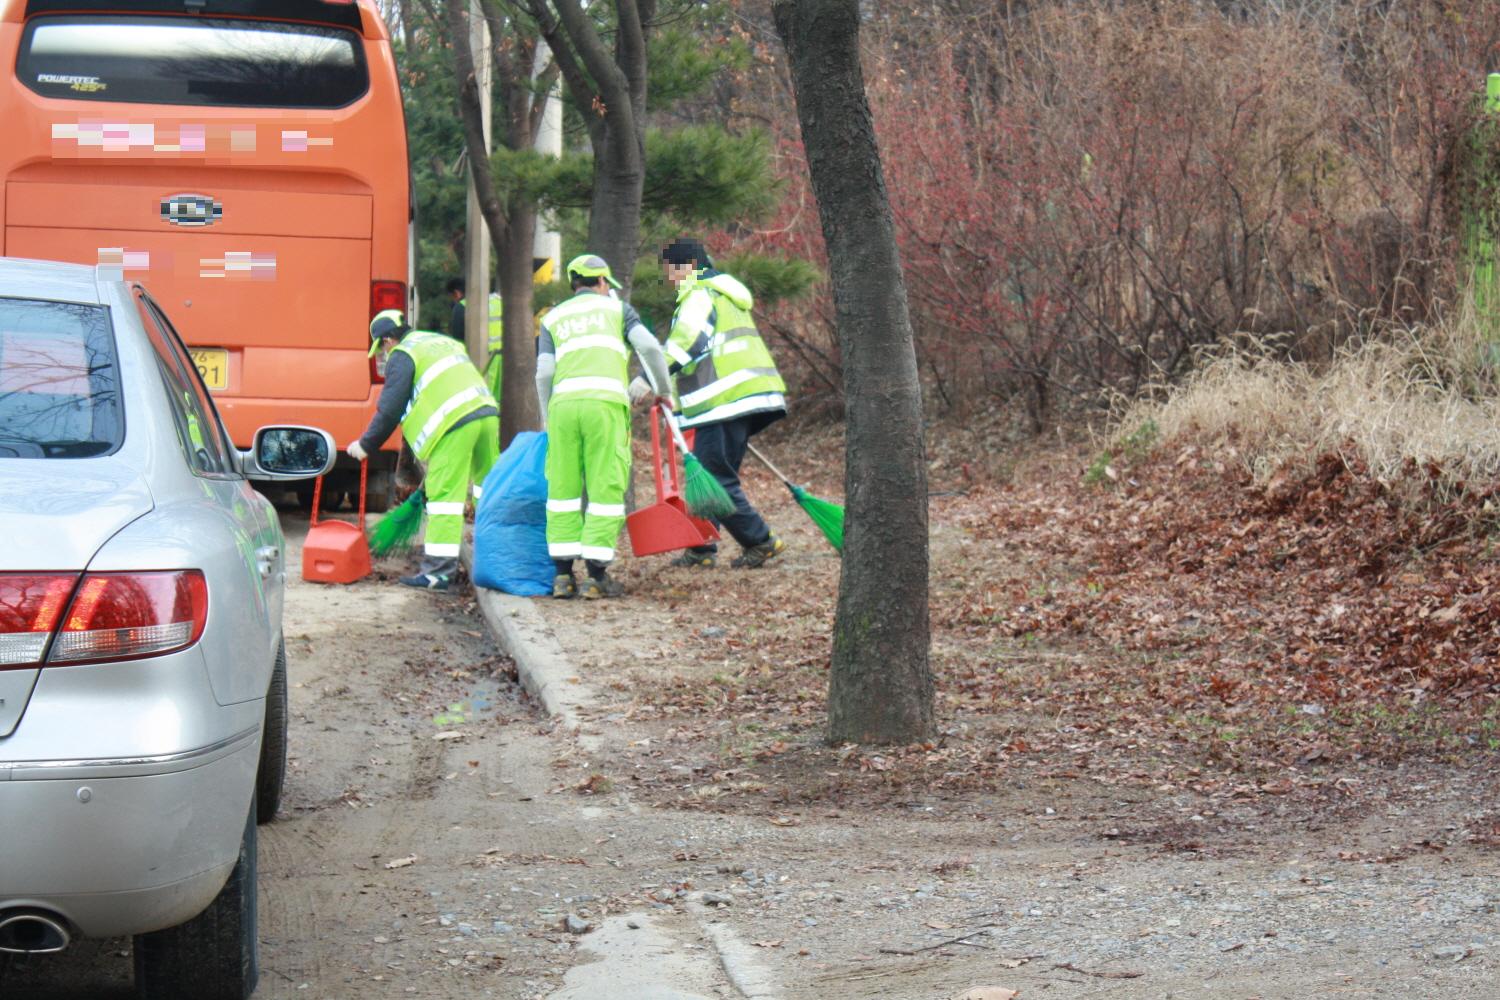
{"left": 462, "top": 0, "right": 492, "bottom": 370}
{"left": 532, "top": 43, "right": 562, "bottom": 282}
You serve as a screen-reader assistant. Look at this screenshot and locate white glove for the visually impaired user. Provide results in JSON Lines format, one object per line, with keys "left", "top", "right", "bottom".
{"left": 346, "top": 441, "right": 368, "bottom": 461}
{"left": 628, "top": 376, "right": 653, "bottom": 407}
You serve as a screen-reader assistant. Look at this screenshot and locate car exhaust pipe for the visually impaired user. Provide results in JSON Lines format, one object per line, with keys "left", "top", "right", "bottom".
{"left": 0, "top": 911, "right": 71, "bottom": 954}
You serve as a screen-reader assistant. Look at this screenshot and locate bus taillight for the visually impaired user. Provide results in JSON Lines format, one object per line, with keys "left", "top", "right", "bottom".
{"left": 368, "top": 280, "right": 405, "bottom": 384}
{"left": 370, "top": 280, "right": 406, "bottom": 319}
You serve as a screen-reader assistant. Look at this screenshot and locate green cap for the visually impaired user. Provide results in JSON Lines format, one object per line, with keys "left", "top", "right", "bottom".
{"left": 566, "top": 253, "right": 621, "bottom": 289}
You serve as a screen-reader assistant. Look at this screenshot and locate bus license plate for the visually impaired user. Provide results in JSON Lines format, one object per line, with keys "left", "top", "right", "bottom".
{"left": 191, "top": 349, "right": 228, "bottom": 390}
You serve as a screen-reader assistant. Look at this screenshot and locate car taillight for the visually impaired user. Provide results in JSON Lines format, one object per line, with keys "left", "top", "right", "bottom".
{"left": 48, "top": 571, "right": 208, "bottom": 666}
{"left": 0, "top": 574, "right": 77, "bottom": 669}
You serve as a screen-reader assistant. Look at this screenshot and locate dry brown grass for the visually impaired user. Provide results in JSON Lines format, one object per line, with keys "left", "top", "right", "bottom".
{"left": 1117, "top": 309, "right": 1500, "bottom": 486}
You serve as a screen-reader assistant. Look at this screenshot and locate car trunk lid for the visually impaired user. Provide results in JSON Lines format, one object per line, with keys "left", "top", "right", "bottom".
{"left": 0, "top": 461, "right": 154, "bottom": 571}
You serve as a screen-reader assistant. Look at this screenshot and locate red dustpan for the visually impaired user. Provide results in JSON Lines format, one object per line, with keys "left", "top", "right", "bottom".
{"left": 627, "top": 406, "right": 718, "bottom": 556}
{"left": 303, "top": 458, "right": 373, "bottom": 584}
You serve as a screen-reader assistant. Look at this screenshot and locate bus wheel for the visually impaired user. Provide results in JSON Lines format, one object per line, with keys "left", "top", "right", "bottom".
{"left": 365, "top": 469, "right": 394, "bottom": 513}
{"left": 295, "top": 482, "right": 348, "bottom": 513}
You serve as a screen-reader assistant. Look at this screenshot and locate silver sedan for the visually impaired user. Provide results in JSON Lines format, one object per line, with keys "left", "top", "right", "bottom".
{"left": 0, "top": 257, "right": 334, "bottom": 999}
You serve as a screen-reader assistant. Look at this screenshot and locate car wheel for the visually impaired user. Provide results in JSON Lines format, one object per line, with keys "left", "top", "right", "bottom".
{"left": 133, "top": 801, "right": 258, "bottom": 1000}
{"left": 255, "top": 636, "right": 288, "bottom": 824}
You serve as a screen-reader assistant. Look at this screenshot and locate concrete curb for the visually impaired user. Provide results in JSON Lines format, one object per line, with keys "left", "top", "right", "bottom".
{"left": 690, "top": 900, "right": 784, "bottom": 999}
{"left": 472, "top": 585, "right": 596, "bottom": 728}
{"left": 705, "top": 925, "right": 782, "bottom": 998}
{"left": 461, "top": 540, "right": 597, "bottom": 729}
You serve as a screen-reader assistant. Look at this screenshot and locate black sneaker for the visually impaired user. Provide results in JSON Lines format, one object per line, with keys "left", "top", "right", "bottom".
{"left": 670, "top": 549, "right": 717, "bottom": 568}
{"left": 399, "top": 572, "right": 450, "bottom": 590}
{"left": 579, "top": 575, "right": 624, "bottom": 599}
{"left": 552, "top": 574, "right": 578, "bottom": 599}
{"left": 731, "top": 535, "right": 785, "bottom": 569}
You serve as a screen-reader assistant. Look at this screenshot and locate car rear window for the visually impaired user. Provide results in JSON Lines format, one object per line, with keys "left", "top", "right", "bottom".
{"left": 18, "top": 15, "right": 368, "bottom": 109}
{"left": 0, "top": 297, "right": 122, "bottom": 459}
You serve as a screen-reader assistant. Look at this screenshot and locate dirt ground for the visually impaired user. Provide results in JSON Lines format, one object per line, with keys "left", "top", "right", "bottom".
{"left": 7, "top": 471, "right": 1499, "bottom": 1000}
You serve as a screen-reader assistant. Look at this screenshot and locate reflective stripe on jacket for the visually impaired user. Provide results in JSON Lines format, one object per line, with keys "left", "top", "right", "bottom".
{"left": 666, "top": 270, "right": 785, "bottom": 428}
{"left": 393, "top": 331, "right": 495, "bottom": 459}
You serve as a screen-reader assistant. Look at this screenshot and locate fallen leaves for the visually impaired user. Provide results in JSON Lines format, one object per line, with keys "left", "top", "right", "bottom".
{"left": 967, "top": 451, "right": 1500, "bottom": 710}
{"left": 575, "top": 773, "right": 614, "bottom": 795}
{"left": 383, "top": 855, "right": 417, "bottom": 869}
{"left": 574, "top": 440, "right": 1499, "bottom": 823}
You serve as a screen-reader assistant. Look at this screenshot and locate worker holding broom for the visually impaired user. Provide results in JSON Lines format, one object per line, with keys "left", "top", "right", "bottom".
{"left": 537, "top": 254, "right": 672, "bottom": 599}
{"left": 348, "top": 309, "right": 498, "bottom": 591}
{"left": 643, "top": 237, "right": 787, "bottom": 569}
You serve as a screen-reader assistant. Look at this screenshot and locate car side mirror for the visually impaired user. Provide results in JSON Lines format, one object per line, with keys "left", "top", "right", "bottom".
{"left": 246, "top": 426, "right": 336, "bottom": 481}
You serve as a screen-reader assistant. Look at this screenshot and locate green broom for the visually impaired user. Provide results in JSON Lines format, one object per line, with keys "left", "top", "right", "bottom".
{"left": 746, "top": 443, "right": 845, "bottom": 551}
{"left": 368, "top": 488, "right": 425, "bottom": 557}
{"left": 659, "top": 402, "right": 738, "bottom": 520}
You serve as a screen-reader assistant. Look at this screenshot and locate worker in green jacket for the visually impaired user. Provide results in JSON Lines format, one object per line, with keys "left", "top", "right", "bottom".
{"left": 650, "top": 237, "right": 787, "bottom": 569}
{"left": 484, "top": 290, "right": 504, "bottom": 406}
{"left": 536, "top": 254, "right": 671, "bottom": 599}
{"left": 349, "top": 309, "right": 498, "bottom": 590}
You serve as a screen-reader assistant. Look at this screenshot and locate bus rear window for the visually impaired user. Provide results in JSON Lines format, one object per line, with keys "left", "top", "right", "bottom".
{"left": 18, "top": 15, "right": 368, "bottom": 108}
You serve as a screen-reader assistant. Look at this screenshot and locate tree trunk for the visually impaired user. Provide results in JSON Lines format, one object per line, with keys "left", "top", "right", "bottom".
{"left": 527, "top": 0, "right": 649, "bottom": 292}
{"left": 497, "top": 209, "right": 540, "bottom": 446}
{"left": 446, "top": 0, "right": 509, "bottom": 268}
{"left": 587, "top": 125, "right": 646, "bottom": 295}
{"left": 774, "top": 0, "right": 934, "bottom": 745}
{"left": 446, "top": 0, "right": 544, "bottom": 442}
{"left": 397, "top": 0, "right": 415, "bottom": 49}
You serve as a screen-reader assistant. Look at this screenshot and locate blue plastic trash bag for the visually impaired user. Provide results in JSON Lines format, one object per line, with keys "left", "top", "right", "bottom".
{"left": 473, "top": 431, "right": 553, "bottom": 596}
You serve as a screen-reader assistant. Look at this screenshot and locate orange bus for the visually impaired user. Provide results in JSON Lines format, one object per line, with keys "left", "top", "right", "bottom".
{"left": 0, "top": 0, "right": 411, "bottom": 508}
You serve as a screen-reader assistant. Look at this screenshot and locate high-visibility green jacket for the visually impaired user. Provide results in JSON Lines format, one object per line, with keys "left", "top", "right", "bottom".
{"left": 392, "top": 330, "right": 495, "bottom": 459}
{"left": 541, "top": 291, "right": 630, "bottom": 406}
{"left": 666, "top": 269, "right": 785, "bottom": 428}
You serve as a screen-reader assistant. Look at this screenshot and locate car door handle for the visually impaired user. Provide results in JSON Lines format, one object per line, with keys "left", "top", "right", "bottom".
{"left": 255, "top": 545, "right": 280, "bottom": 577}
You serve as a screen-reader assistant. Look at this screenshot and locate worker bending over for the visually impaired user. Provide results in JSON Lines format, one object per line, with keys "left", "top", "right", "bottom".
{"left": 350, "top": 310, "right": 498, "bottom": 590}
{"left": 649, "top": 237, "right": 787, "bottom": 569}
{"left": 536, "top": 254, "right": 671, "bottom": 599}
